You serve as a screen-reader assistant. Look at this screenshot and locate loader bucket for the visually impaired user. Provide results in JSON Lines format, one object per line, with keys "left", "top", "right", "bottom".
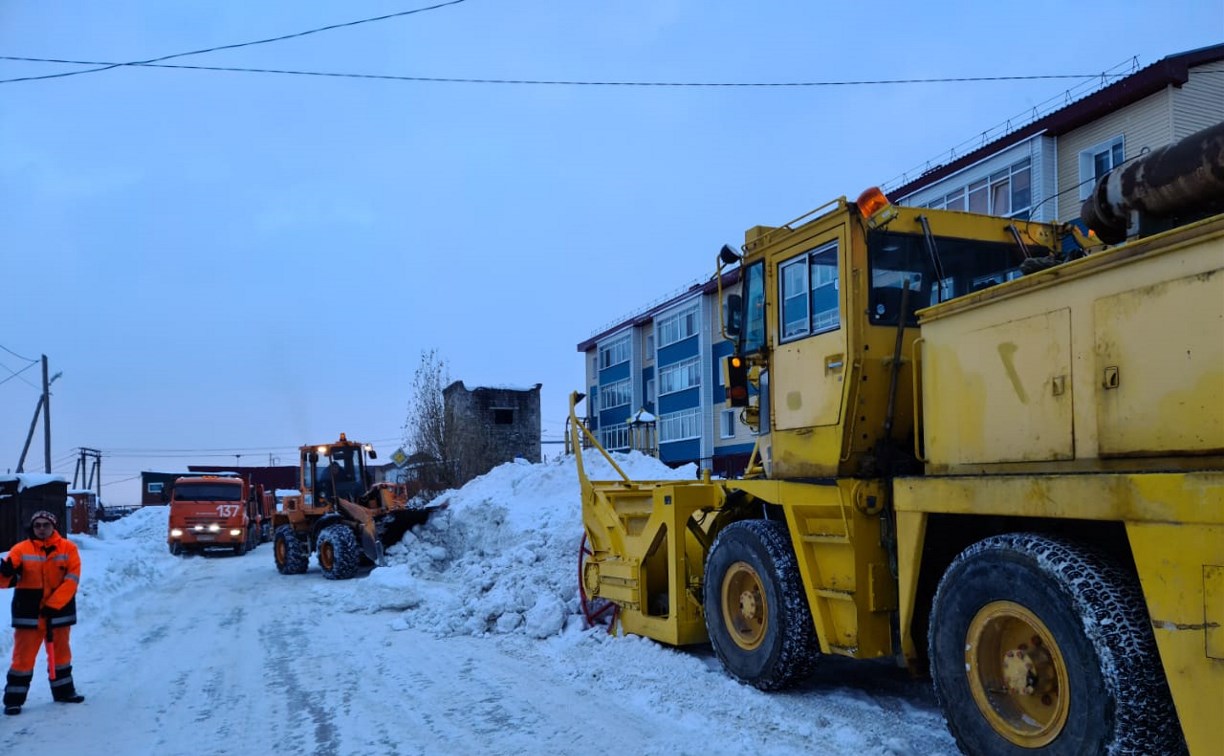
{"left": 347, "top": 520, "right": 376, "bottom": 565}
{"left": 377, "top": 503, "right": 446, "bottom": 550}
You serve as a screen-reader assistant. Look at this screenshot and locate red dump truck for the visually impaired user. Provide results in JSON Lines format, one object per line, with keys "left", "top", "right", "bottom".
{"left": 166, "top": 473, "right": 273, "bottom": 556}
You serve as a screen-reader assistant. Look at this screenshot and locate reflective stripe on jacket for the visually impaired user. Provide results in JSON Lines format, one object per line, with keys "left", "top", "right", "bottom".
{"left": 3, "top": 531, "right": 80, "bottom": 628}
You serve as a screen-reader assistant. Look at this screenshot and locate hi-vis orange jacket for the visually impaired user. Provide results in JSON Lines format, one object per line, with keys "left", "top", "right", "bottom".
{"left": 4, "top": 531, "right": 80, "bottom": 629}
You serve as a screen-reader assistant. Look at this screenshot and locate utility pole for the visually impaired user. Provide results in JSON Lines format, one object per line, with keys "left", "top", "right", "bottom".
{"left": 16, "top": 396, "right": 43, "bottom": 473}
{"left": 73, "top": 448, "right": 102, "bottom": 500}
{"left": 16, "top": 355, "right": 61, "bottom": 474}
{"left": 42, "top": 356, "right": 51, "bottom": 473}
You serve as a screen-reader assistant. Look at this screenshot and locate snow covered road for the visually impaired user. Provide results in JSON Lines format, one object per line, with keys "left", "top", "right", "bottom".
{"left": 1, "top": 455, "right": 960, "bottom": 755}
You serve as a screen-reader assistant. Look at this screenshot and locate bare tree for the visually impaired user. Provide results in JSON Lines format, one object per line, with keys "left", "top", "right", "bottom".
{"left": 403, "top": 348, "right": 453, "bottom": 494}
{"left": 404, "top": 349, "right": 527, "bottom": 493}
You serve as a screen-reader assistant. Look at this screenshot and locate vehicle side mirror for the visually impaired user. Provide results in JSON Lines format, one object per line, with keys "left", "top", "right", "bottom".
{"left": 368, "top": 449, "right": 377, "bottom": 460}
{"left": 725, "top": 294, "right": 743, "bottom": 338}
{"left": 309, "top": 451, "right": 318, "bottom": 464}
{"left": 161, "top": 486, "right": 171, "bottom": 504}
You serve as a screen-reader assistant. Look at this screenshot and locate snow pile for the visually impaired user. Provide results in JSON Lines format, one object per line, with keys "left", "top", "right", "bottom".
{"left": 365, "top": 451, "right": 696, "bottom": 639}
{"left": 78, "top": 506, "right": 182, "bottom": 611}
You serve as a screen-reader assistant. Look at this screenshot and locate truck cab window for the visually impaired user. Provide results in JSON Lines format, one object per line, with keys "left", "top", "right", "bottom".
{"left": 172, "top": 483, "right": 242, "bottom": 502}
{"left": 778, "top": 241, "right": 839, "bottom": 343}
{"left": 740, "top": 261, "right": 766, "bottom": 355}
{"left": 867, "top": 229, "right": 1025, "bottom": 325}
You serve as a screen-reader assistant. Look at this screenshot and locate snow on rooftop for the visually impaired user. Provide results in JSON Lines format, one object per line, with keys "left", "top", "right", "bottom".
{"left": 0, "top": 473, "right": 68, "bottom": 491}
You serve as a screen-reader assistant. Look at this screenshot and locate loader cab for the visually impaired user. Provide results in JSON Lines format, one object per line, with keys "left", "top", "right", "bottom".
{"left": 303, "top": 440, "right": 368, "bottom": 505}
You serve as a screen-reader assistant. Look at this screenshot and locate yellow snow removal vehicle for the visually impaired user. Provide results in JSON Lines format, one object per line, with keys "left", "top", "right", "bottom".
{"left": 572, "top": 121, "right": 1224, "bottom": 754}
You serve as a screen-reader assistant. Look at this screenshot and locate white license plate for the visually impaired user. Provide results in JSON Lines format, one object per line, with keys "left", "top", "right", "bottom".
{"left": 196, "top": 534, "right": 215, "bottom": 541}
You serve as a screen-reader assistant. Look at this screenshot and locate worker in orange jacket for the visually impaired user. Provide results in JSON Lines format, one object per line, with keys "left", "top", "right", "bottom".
{"left": 0, "top": 510, "right": 85, "bottom": 715}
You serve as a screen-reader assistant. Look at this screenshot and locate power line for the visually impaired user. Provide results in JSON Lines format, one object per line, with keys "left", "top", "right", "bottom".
{"left": 0, "top": 0, "right": 469, "bottom": 85}
{"left": 0, "top": 359, "right": 40, "bottom": 390}
{"left": 0, "top": 55, "right": 1110, "bottom": 88}
{"left": 0, "top": 344, "right": 40, "bottom": 390}
{"left": 0, "top": 344, "right": 38, "bottom": 363}
{"left": 104, "top": 435, "right": 403, "bottom": 455}
{"left": 106, "top": 452, "right": 296, "bottom": 460}
{"left": 105, "top": 446, "right": 300, "bottom": 454}
{"left": 101, "top": 473, "right": 143, "bottom": 487}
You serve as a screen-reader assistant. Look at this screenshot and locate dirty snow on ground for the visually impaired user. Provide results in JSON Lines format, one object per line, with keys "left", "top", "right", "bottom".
{"left": 0, "top": 452, "right": 957, "bottom": 756}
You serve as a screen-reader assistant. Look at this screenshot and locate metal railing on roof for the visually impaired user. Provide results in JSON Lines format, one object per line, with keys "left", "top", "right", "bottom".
{"left": 880, "top": 57, "right": 1140, "bottom": 194}
{"left": 583, "top": 276, "right": 707, "bottom": 340}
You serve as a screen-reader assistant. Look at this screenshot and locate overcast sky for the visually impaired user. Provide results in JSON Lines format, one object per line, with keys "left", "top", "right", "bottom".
{"left": 2, "top": 1, "right": 1221, "bottom": 504}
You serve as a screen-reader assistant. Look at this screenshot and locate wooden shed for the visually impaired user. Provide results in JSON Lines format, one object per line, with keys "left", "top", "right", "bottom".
{"left": 0, "top": 475, "right": 69, "bottom": 552}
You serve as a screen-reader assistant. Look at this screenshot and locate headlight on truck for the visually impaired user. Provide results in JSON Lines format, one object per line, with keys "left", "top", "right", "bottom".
{"left": 208, "top": 524, "right": 221, "bottom": 533}
{"left": 170, "top": 528, "right": 183, "bottom": 538}
{"left": 229, "top": 529, "right": 242, "bottom": 537}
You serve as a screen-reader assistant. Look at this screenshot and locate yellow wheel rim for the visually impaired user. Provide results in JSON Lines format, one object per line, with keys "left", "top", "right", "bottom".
{"left": 275, "top": 540, "right": 286, "bottom": 564}
{"left": 722, "top": 560, "right": 767, "bottom": 651}
{"left": 965, "top": 600, "right": 1070, "bottom": 747}
{"left": 319, "top": 541, "right": 334, "bottom": 571}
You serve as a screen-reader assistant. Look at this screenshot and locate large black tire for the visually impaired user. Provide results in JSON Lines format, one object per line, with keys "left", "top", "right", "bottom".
{"left": 274, "top": 525, "right": 309, "bottom": 575}
{"left": 317, "top": 524, "right": 360, "bottom": 580}
{"left": 929, "top": 533, "right": 1185, "bottom": 756}
{"left": 703, "top": 520, "right": 820, "bottom": 690}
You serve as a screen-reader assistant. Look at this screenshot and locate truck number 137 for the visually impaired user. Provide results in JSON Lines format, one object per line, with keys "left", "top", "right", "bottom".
{"left": 216, "top": 504, "right": 240, "bottom": 517}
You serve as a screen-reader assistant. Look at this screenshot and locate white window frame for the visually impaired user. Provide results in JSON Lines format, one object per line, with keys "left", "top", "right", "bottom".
{"left": 658, "top": 356, "right": 700, "bottom": 396}
{"left": 657, "top": 304, "right": 699, "bottom": 348}
{"left": 646, "top": 378, "right": 656, "bottom": 404}
{"left": 599, "top": 378, "right": 631, "bottom": 410}
{"left": 925, "top": 158, "right": 1031, "bottom": 219}
{"left": 1079, "top": 136, "right": 1124, "bottom": 200}
{"left": 599, "top": 334, "right": 631, "bottom": 370}
{"left": 659, "top": 407, "right": 701, "bottom": 442}
{"left": 599, "top": 423, "right": 630, "bottom": 451}
{"left": 719, "top": 409, "right": 736, "bottom": 439}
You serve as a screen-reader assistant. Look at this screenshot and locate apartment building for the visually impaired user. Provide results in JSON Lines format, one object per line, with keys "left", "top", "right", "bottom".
{"left": 576, "top": 272, "right": 754, "bottom": 476}
{"left": 887, "top": 44, "right": 1224, "bottom": 226}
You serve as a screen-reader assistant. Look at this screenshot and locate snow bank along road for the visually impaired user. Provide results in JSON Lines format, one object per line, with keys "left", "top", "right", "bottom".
{"left": 0, "top": 465, "right": 958, "bottom": 755}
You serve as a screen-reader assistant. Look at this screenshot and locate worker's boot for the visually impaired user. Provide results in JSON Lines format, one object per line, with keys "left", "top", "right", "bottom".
{"left": 4, "top": 669, "right": 31, "bottom": 714}
{"left": 50, "top": 664, "right": 85, "bottom": 704}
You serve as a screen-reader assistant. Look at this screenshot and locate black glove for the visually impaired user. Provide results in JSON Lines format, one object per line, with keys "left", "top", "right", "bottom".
{"left": 40, "top": 605, "right": 57, "bottom": 618}
{"left": 0, "top": 558, "right": 14, "bottom": 578}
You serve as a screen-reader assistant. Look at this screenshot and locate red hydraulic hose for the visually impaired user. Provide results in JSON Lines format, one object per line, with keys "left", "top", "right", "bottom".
{"left": 578, "top": 533, "right": 617, "bottom": 631}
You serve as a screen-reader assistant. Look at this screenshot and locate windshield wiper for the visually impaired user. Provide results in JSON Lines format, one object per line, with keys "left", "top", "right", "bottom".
{"left": 917, "top": 215, "right": 947, "bottom": 303}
